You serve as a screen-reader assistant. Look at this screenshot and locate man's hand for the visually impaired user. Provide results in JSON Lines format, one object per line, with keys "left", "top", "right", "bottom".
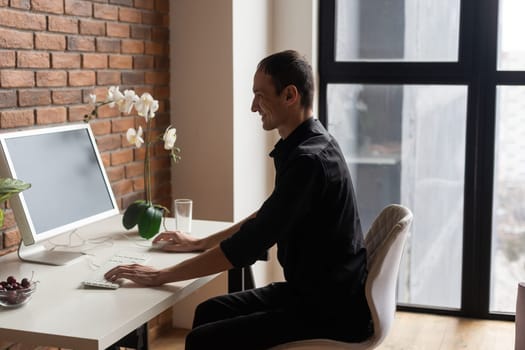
{"left": 153, "top": 231, "right": 204, "bottom": 252}
{"left": 104, "top": 264, "right": 165, "bottom": 286}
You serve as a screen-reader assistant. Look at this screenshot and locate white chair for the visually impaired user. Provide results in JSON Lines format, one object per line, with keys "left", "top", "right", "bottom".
{"left": 269, "top": 204, "right": 413, "bottom": 350}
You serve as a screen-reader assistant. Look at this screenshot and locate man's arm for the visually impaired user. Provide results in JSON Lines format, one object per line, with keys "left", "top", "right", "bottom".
{"left": 104, "top": 245, "right": 233, "bottom": 286}
{"left": 156, "top": 211, "right": 258, "bottom": 252}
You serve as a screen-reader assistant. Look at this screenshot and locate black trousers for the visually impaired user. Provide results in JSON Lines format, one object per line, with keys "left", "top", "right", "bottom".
{"left": 185, "top": 282, "right": 372, "bottom": 350}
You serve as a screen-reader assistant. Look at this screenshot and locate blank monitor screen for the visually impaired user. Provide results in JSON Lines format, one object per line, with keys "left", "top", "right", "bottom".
{"left": 0, "top": 124, "right": 119, "bottom": 247}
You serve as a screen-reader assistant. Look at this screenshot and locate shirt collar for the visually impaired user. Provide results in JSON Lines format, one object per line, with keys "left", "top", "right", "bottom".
{"left": 270, "top": 117, "right": 321, "bottom": 159}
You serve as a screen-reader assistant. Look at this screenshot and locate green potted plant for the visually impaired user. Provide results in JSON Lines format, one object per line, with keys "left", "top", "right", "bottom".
{"left": 0, "top": 178, "right": 31, "bottom": 227}
{"left": 85, "top": 86, "right": 181, "bottom": 239}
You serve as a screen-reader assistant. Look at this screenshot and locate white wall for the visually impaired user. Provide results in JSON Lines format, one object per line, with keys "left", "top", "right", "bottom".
{"left": 170, "top": 0, "right": 235, "bottom": 221}
{"left": 170, "top": 0, "right": 318, "bottom": 287}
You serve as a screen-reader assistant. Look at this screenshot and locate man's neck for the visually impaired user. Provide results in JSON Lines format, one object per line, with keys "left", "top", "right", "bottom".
{"left": 278, "top": 110, "right": 314, "bottom": 139}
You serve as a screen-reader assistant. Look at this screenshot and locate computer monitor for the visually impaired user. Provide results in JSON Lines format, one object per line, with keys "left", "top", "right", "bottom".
{"left": 0, "top": 124, "right": 119, "bottom": 265}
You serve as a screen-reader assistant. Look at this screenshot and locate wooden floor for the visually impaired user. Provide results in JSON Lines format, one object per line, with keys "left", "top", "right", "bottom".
{"left": 150, "top": 311, "right": 516, "bottom": 350}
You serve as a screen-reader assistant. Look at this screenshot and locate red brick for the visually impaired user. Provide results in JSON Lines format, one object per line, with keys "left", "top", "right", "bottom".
{"left": 132, "top": 177, "right": 144, "bottom": 192}
{"left": 111, "top": 179, "right": 133, "bottom": 197}
{"left": 134, "top": 0, "right": 154, "bottom": 9}
{"left": 48, "top": 15, "right": 78, "bottom": 34}
{"left": 0, "top": 109, "right": 34, "bottom": 128}
{"left": 90, "top": 119, "right": 111, "bottom": 135}
{"left": 111, "top": 117, "right": 135, "bottom": 133}
{"left": 145, "top": 41, "right": 165, "bottom": 56}
{"left": 119, "top": 7, "right": 141, "bottom": 23}
{"left": 97, "top": 71, "right": 120, "bottom": 85}
{"left": 3, "top": 228, "right": 21, "bottom": 248}
{"left": 1, "top": 209, "right": 15, "bottom": 230}
{"left": 82, "top": 53, "right": 107, "bottom": 69}
{"left": 109, "top": 55, "right": 132, "bottom": 69}
{"left": 96, "top": 38, "right": 120, "bottom": 53}
{"left": 0, "top": 91, "right": 16, "bottom": 108}
{"left": 79, "top": 19, "right": 105, "bottom": 36}
{"left": 18, "top": 89, "right": 51, "bottom": 106}
{"left": 122, "top": 39, "right": 144, "bottom": 54}
{"left": 17, "top": 52, "right": 50, "bottom": 68}
{"left": 69, "top": 70, "right": 96, "bottom": 86}
{"left": 156, "top": 0, "right": 169, "bottom": 12}
{"left": 145, "top": 71, "right": 168, "bottom": 85}
{"left": 32, "top": 0, "right": 64, "bottom": 14}
{"left": 51, "top": 52, "right": 81, "bottom": 68}
{"left": 133, "top": 56, "right": 154, "bottom": 69}
{"left": 107, "top": 22, "right": 130, "bottom": 38}
{"left": 0, "top": 70, "right": 34, "bottom": 87}
{"left": 142, "top": 12, "right": 163, "bottom": 26}
{"left": 10, "top": 0, "right": 31, "bottom": 9}
{"left": 96, "top": 134, "right": 121, "bottom": 151}
{"left": 131, "top": 25, "right": 150, "bottom": 40}
{"left": 110, "top": 0, "right": 132, "bottom": 6}
{"left": 111, "top": 148, "right": 134, "bottom": 165}
{"left": 125, "top": 162, "right": 144, "bottom": 177}
{"left": 0, "top": 0, "right": 7, "bottom": 5}
{"left": 35, "top": 33, "right": 66, "bottom": 51}
{"left": 100, "top": 152, "right": 110, "bottom": 168}
{"left": 36, "top": 106, "right": 67, "bottom": 125}
{"left": 94, "top": 4, "right": 118, "bottom": 20}
{"left": 67, "top": 36, "right": 95, "bottom": 52}
{"left": 155, "top": 56, "right": 169, "bottom": 69}
{"left": 65, "top": 0, "right": 92, "bottom": 17}
{"left": 0, "top": 51, "right": 15, "bottom": 67}
{"left": 68, "top": 104, "right": 92, "bottom": 122}
{"left": 0, "top": 28, "right": 33, "bottom": 49}
{"left": 106, "top": 165, "right": 125, "bottom": 182}
{"left": 0, "top": 9, "right": 46, "bottom": 30}
{"left": 97, "top": 104, "right": 121, "bottom": 118}
{"left": 36, "top": 70, "right": 67, "bottom": 87}
{"left": 122, "top": 71, "right": 144, "bottom": 85}
{"left": 52, "top": 89, "right": 82, "bottom": 104}
{"left": 152, "top": 27, "right": 169, "bottom": 42}
{"left": 85, "top": 86, "right": 108, "bottom": 102}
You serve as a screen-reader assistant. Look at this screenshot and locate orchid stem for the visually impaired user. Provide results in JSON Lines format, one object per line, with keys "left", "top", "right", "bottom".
{"left": 145, "top": 117, "right": 152, "bottom": 204}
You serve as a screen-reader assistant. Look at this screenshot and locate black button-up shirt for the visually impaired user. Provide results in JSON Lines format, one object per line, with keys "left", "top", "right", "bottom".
{"left": 221, "top": 118, "right": 367, "bottom": 308}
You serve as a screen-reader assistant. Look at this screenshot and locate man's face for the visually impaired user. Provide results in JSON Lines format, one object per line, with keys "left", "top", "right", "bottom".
{"left": 251, "top": 70, "right": 286, "bottom": 132}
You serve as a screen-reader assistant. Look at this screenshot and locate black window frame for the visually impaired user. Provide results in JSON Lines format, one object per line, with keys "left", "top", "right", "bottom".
{"left": 319, "top": 0, "right": 520, "bottom": 320}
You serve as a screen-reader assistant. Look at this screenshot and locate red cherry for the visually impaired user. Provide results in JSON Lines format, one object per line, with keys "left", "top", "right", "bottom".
{"left": 6, "top": 276, "right": 16, "bottom": 284}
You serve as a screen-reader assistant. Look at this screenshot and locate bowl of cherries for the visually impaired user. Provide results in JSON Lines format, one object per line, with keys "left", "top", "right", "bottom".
{"left": 0, "top": 275, "right": 36, "bottom": 308}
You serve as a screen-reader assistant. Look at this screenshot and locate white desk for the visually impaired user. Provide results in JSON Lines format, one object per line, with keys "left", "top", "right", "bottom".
{"left": 0, "top": 215, "right": 231, "bottom": 350}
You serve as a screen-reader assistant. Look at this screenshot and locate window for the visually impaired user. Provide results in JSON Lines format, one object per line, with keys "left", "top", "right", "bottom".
{"left": 320, "top": 0, "right": 525, "bottom": 319}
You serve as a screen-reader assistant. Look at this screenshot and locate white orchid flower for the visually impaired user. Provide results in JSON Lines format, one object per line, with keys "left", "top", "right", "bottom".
{"left": 126, "top": 126, "right": 144, "bottom": 148}
{"left": 162, "top": 126, "right": 177, "bottom": 150}
{"left": 135, "top": 92, "right": 159, "bottom": 120}
{"left": 106, "top": 86, "right": 124, "bottom": 108}
{"left": 117, "top": 90, "right": 139, "bottom": 114}
{"left": 88, "top": 94, "right": 97, "bottom": 106}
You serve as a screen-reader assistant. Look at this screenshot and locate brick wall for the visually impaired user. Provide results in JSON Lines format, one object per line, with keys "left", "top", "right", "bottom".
{"left": 0, "top": 0, "right": 171, "bottom": 257}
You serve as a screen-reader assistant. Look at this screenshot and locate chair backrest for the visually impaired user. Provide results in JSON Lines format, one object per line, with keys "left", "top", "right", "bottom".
{"left": 363, "top": 204, "right": 412, "bottom": 349}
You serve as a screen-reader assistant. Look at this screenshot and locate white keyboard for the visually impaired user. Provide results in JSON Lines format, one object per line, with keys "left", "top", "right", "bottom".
{"left": 83, "top": 252, "right": 149, "bottom": 289}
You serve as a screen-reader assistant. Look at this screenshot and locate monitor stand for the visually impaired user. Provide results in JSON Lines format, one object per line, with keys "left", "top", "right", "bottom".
{"left": 17, "top": 241, "right": 85, "bottom": 266}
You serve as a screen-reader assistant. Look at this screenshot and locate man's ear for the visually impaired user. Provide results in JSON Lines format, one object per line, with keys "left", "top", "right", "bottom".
{"left": 283, "top": 85, "right": 300, "bottom": 106}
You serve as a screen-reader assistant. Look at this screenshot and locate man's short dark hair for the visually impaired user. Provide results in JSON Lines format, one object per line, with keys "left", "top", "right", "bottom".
{"left": 257, "top": 50, "right": 314, "bottom": 111}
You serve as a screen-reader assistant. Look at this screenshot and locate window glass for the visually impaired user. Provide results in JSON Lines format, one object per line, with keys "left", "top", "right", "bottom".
{"left": 327, "top": 84, "right": 467, "bottom": 308}
{"left": 335, "top": 0, "right": 461, "bottom": 62}
{"left": 491, "top": 86, "right": 525, "bottom": 313}
{"left": 498, "top": 0, "right": 525, "bottom": 70}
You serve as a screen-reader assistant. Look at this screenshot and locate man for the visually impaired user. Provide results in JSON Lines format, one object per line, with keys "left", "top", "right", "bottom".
{"left": 105, "top": 50, "right": 372, "bottom": 349}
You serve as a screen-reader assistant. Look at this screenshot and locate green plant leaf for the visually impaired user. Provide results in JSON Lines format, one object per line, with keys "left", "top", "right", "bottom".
{"left": 0, "top": 178, "right": 31, "bottom": 203}
{"left": 0, "top": 209, "right": 3, "bottom": 228}
{"left": 122, "top": 200, "right": 148, "bottom": 229}
{"left": 137, "top": 205, "right": 163, "bottom": 239}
